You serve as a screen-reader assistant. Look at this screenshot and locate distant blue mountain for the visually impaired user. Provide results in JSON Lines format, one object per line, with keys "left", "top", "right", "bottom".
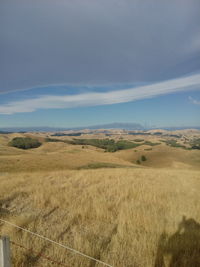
{"left": 78, "top": 122, "right": 144, "bottom": 130}
{"left": 0, "top": 123, "right": 143, "bottom": 132}
{"left": 0, "top": 123, "right": 199, "bottom": 133}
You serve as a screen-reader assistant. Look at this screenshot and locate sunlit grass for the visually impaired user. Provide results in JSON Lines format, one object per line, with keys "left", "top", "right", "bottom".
{"left": 0, "top": 168, "right": 200, "bottom": 266}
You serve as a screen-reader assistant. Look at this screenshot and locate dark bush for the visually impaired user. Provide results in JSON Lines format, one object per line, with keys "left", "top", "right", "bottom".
{"left": 77, "top": 162, "right": 126, "bottom": 169}
{"left": 68, "top": 138, "right": 140, "bottom": 152}
{"left": 191, "top": 145, "right": 200, "bottom": 150}
{"left": 190, "top": 138, "right": 200, "bottom": 150}
{"left": 141, "top": 155, "right": 147, "bottom": 161}
{"left": 45, "top": 138, "right": 61, "bottom": 142}
{"left": 52, "top": 132, "right": 82, "bottom": 136}
{"left": 143, "top": 141, "right": 160, "bottom": 146}
{"left": 9, "top": 137, "right": 41, "bottom": 149}
{"left": 163, "top": 139, "right": 186, "bottom": 149}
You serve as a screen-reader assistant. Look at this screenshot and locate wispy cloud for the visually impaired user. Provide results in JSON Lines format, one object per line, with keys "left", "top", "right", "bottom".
{"left": 189, "top": 96, "right": 200, "bottom": 105}
{"left": 0, "top": 74, "right": 200, "bottom": 115}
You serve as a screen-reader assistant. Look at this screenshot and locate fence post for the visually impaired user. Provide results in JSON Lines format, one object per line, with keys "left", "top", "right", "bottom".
{"left": 0, "top": 236, "right": 11, "bottom": 267}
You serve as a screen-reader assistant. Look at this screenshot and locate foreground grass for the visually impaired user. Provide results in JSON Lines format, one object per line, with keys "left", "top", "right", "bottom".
{"left": 0, "top": 168, "right": 200, "bottom": 266}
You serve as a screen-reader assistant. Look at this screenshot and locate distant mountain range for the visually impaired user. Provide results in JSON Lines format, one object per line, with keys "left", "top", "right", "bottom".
{"left": 82, "top": 122, "right": 144, "bottom": 130}
{"left": 0, "top": 123, "right": 143, "bottom": 132}
{"left": 0, "top": 123, "right": 200, "bottom": 133}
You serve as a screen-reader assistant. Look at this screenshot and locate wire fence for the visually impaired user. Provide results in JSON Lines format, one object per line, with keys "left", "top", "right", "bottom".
{"left": 0, "top": 218, "right": 113, "bottom": 267}
{"left": 10, "top": 240, "right": 70, "bottom": 267}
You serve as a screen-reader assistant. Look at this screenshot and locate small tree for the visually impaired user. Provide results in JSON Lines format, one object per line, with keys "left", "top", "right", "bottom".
{"left": 141, "top": 155, "right": 147, "bottom": 161}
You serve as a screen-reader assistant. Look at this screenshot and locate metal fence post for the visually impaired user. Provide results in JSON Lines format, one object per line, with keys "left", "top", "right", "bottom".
{"left": 0, "top": 236, "right": 11, "bottom": 267}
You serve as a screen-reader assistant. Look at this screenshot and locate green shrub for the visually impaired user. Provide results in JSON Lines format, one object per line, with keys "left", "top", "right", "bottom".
{"left": 52, "top": 132, "right": 82, "bottom": 136}
{"left": 141, "top": 155, "right": 147, "bottom": 161}
{"left": 144, "top": 141, "right": 160, "bottom": 146}
{"left": 163, "top": 139, "right": 186, "bottom": 149}
{"left": 9, "top": 137, "right": 41, "bottom": 149}
{"left": 45, "top": 137, "right": 61, "bottom": 142}
{"left": 191, "top": 145, "right": 200, "bottom": 150}
{"left": 190, "top": 138, "right": 200, "bottom": 150}
{"left": 68, "top": 138, "right": 140, "bottom": 152}
{"left": 77, "top": 162, "right": 127, "bottom": 169}
{"left": 136, "top": 160, "right": 141, "bottom": 164}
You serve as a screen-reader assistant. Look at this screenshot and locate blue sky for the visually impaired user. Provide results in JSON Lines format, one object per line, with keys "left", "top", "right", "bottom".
{"left": 0, "top": 0, "right": 200, "bottom": 128}
{"left": 0, "top": 81, "right": 199, "bottom": 128}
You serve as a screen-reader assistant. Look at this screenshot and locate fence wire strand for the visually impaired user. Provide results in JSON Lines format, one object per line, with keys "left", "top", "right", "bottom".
{"left": 11, "top": 240, "right": 70, "bottom": 267}
{"left": 0, "top": 218, "right": 113, "bottom": 267}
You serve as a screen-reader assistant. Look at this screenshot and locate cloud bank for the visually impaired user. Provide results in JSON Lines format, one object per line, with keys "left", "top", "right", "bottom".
{"left": 1, "top": 0, "right": 200, "bottom": 93}
{"left": 0, "top": 74, "right": 200, "bottom": 114}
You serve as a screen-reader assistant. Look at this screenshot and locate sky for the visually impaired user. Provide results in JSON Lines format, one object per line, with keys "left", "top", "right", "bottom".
{"left": 0, "top": 0, "right": 200, "bottom": 128}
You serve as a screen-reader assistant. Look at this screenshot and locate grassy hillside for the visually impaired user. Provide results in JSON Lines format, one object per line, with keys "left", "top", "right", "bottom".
{"left": 1, "top": 133, "right": 200, "bottom": 172}
{"left": 1, "top": 132, "right": 200, "bottom": 266}
{"left": 0, "top": 141, "right": 136, "bottom": 172}
{"left": 0, "top": 168, "right": 200, "bottom": 266}
{"left": 115, "top": 143, "right": 200, "bottom": 169}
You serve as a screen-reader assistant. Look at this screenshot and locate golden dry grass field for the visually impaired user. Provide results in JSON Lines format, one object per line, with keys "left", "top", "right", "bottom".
{"left": 0, "top": 132, "right": 200, "bottom": 267}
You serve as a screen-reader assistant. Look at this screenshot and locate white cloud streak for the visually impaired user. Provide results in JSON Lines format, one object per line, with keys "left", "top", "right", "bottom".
{"left": 189, "top": 96, "right": 200, "bottom": 105}
{"left": 0, "top": 74, "right": 200, "bottom": 115}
